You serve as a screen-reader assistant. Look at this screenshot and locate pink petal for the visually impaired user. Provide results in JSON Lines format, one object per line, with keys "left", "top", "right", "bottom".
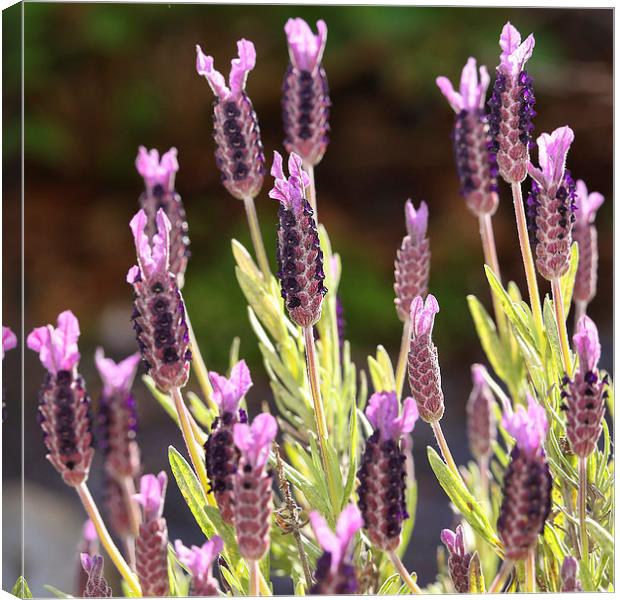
{"left": 411, "top": 294, "right": 440, "bottom": 339}
{"left": 229, "top": 359, "right": 253, "bottom": 400}
{"left": 126, "top": 265, "right": 141, "bottom": 284}
{"left": 229, "top": 39, "right": 256, "bottom": 96}
{"left": 395, "top": 397, "right": 419, "bottom": 436}
{"left": 436, "top": 76, "right": 463, "bottom": 113}
{"left": 335, "top": 504, "right": 363, "bottom": 558}
{"left": 55, "top": 310, "right": 81, "bottom": 371}
{"left": 573, "top": 315, "right": 601, "bottom": 373}
{"left": 309, "top": 511, "right": 341, "bottom": 568}
{"left": 499, "top": 22, "right": 521, "bottom": 58}
{"left": 195, "top": 44, "right": 230, "bottom": 99}
{"left": 470, "top": 363, "right": 487, "bottom": 388}
{"left": 2, "top": 326, "right": 17, "bottom": 358}
{"left": 440, "top": 528, "right": 457, "bottom": 554}
{"left": 404, "top": 199, "right": 428, "bottom": 243}
{"left": 82, "top": 519, "right": 97, "bottom": 543}
{"left": 502, "top": 395, "right": 548, "bottom": 455}
{"left": 95, "top": 347, "right": 141, "bottom": 394}
{"left": 284, "top": 18, "right": 327, "bottom": 71}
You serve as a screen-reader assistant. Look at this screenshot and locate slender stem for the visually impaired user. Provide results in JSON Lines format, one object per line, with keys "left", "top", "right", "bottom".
{"left": 243, "top": 194, "right": 272, "bottom": 280}
{"left": 574, "top": 299, "right": 587, "bottom": 332}
{"left": 489, "top": 560, "right": 514, "bottom": 593}
{"left": 578, "top": 455, "right": 588, "bottom": 559}
{"left": 302, "top": 326, "right": 338, "bottom": 510}
{"left": 258, "top": 571, "right": 271, "bottom": 596}
{"left": 171, "top": 387, "right": 215, "bottom": 507}
{"left": 119, "top": 475, "right": 141, "bottom": 539}
{"left": 395, "top": 318, "right": 412, "bottom": 400}
{"left": 75, "top": 482, "right": 141, "bottom": 596}
{"left": 551, "top": 277, "right": 572, "bottom": 375}
{"left": 387, "top": 550, "right": 422, "bottom": 594}
{"left": 304, "top": 163, "right": 318, "bottom": 219}
{"left": 560, "top": 481, "right": 580, "bottom": 557}
{"left": 524, "top": 550, "right": 536, "bottom": 592}
{"left": 249, "top": 560, "right": 260, "bottom": 596}
{"left": 511, "top": 182, "right": 544, "bottom": 337}
{"left": 430, "top": 420, "right": 464, "bottom": 484}
{"left": 185, "top": 312, "right": 217, "bottom": 413}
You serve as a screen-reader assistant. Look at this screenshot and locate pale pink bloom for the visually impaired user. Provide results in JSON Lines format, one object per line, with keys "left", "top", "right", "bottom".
{"left": 27, "top": 310, "right": 80, "bottom": 375}
{"left": 209, "top": 360, "right": 252, "bottom": 414}
{"left": 284, "top": 18, "right": 327, "bottom": 72}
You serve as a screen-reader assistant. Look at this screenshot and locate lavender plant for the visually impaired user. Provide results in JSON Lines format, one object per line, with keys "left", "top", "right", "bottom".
{"left": 22, "top": 13, "right": 613, "bottom": 599}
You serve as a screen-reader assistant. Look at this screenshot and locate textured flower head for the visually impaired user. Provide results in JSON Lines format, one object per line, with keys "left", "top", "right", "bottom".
{"left": 498, "top": 22, "right": 535, "bottom": 77}
{"left": 574, "top": 179, "right": 604, "bottom": 226}
{"left": 404, "top": 199, "right": 429, "bottom": 243}
{"left": 573, "top": 315, "right": 601, "bottom": 374}
{"left": 285, "top": 18, "right": 327, "bottom": 72}
{"left": 27, "top": 310, "right": 80, "bottom": 375}
{"left": 209, "top": 359, "right": 252, "bottom": 414}
{"left": 365, "top": 392, "right": 418, "bottom": 442}
{"left": 233, "top": 413, "right": 277, "bottom": 469}
{"left": 2, "top": 326, "right": 17, "bottom": 359}
{"left": 410, "top": 294, "right": 440, "bottom": 340}
{"left": 196, "top": 39, "right": 256, "bottom": 101}
{"left": 527, "top": 126, "right": 575, "bottom": 194}
{"left": 95, "top": 348, "right": 141, "bottom": 397}
{"left": 174, "top": 536, "right": 223, "bottom": 579}
{"left": 309, "top": 504, "right": 362, "bottom": 574}
{"left": 134, "top": 471, "right": 167, "bottom": 522}
{"left": 502, "top": 394, "right": 548, "bottom": 456}
{"left": 268, "top": 151, "right": 310, "bottom": 214}
{"left": 440, "top": 524, "right": 466, "bottom": 557}
{"left": 136, "top": 146, "right": 178, "bottom": 195}
{"left": 436, "top": 57, "right": 490, "bottom": 113}
{"left": 127, "top": 209, "right": 171, "bottom": 284}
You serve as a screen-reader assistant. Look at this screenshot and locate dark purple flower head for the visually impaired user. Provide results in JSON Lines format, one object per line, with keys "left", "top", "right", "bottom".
{"left": 196, "top": 39, "right": 256, "bottom": 101}
{"left": 136, "top": 146, "right": 178, "bottom": 197}
{"left": 467, "top": 364, "right": 496, "bottom": 461}
{"left": 2, "top": 326, "right": 16, "bottom": 359}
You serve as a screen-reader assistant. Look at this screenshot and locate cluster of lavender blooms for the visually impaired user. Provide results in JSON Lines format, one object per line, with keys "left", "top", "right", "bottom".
{"left": 21, "top": 13, "right": 612, "bottom": 599}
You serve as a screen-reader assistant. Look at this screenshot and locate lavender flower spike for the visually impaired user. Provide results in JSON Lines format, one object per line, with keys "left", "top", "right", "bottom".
{"left": 562, "top": 316, "right": 607, "bottom": 458}
{"left": 407, "top": 294, "right": 444, "bottom": 422}
{"left": 80, "top": 554, "right": 112, "bottom": 598}
{"left": 526, "top": 126, "right": 576, "bottom": 280}
{"left": 136, "top": 146, "right": 190, "bottom": 287}
{"left": 174, "top": 536, "right": 223, "bottom": 596}
{"left": 440, "top": 525, "right": 472, "bottom": 593}
{"left": 128, "top": 208, "right": 191, "bottom": 392}
{"left": 233, "top": 413, "right": 278, "bottom": 560}
{"left": 487, "top": 22, "right": 536, "bottom": 183}
{"left": 437, "top": 58, "right": 499, "bottom": 216}
{"left": 196, "top": 39, "right": 265, "bottom": 201}
{"left": 27, "top": 310, "right": 94, "bottom": 486}
{"left": 76, "top": 520, "right": 99, "bottom": 597}
{"left": 497, "top": 395, "right": 551, "bottom": 560}
{"left": 95, "top": 348, "right": 141, "bottom": 481}
{"left": 282, "top": 18, "right": 330, "bottom": 167}
{"left": 204, "top": 359, "right": 252, "bottom": 524}
{"left": 309, "top": 504, "right": 363, "bottom": 594}
{"left": 358, "top": 392, "right": 418, "bottom": 550}
{"left": 134, "top": 471, "right": 169, "bottom": 597}
{"left": 466, "top": 364, "right": 496, "bottom": 461}
{"left": 560, "top": 556, "right": 583, "bottom": 592}
{"left": 270, "top": 151, "right": 327, "bottom": 327}
{"left": 573, "top": 180, "right": 604, "bottom": 307}
{"left": 394, "top": 200, "right": 430, "bottom": 321}
{"left": 2, "top": 326, "right": 17, "bottom": 358}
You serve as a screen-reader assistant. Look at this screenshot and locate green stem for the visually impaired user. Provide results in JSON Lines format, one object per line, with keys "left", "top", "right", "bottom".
{"left": 395, "top": 318, "right": 412, "bottom": 400}
{"left": 387, "top": 550, "right": 422, "bottom": 594}
{"left": 249, "top": 560, "right": 260, "bottom": 596}
{"left": 488, "top": 560, "right": 514, "bottom": 593}
{"left": 552, "top": 276, "right": 573, "bottom": 375}
{"left": 524, "top": 550, "right": 536, "bottom": 592}
{"left": 578, "top": 456, "right": 588, "bottom": 558}
{"left": 430, "top": 420, "right": 464, "bottom": 484}
{"left": 243, "top": 194, "right": 272, "bottom": 280}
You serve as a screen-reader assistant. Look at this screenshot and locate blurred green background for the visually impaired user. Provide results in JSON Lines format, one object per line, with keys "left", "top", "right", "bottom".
{"left": 2, "top": 4, "right": 612, "bottom": 595}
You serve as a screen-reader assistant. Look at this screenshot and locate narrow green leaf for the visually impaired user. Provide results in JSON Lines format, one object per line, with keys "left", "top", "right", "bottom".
{"left": 560, "top": 242, "right": 579, "bottom": 314}
{"left": 12, "top": 577, "right": 33, "bottom": 599}
{"left": 427, "top": 447, "right": 501, "bottom": 553}
{"left": 468, "top": 551, "right": 486, "bottom": 593}
{"left": 376, "top": 345, "right": 396, "bottom": 391}
{"left": 342, "top": 403, "right": 358, "bottom": 510}
{"left": 543, "top": 297, "right": 564, "bottom": 376}
{"left": 42, "top": 586, "right": 71, "bottom": 599}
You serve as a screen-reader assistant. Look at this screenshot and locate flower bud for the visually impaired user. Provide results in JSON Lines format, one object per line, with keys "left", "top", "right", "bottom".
{"left": 440, "top": 525, "right": 472, "bottom": 593}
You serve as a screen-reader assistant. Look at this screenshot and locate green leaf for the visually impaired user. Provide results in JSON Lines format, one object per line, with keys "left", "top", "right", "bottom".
{"left": 342, "top": 403, "right": 358, "bottom": 510}
{"left": 468, "top": 551, "right": 486, "bottom": 593}
{"left": 42, "top": 585, "right": 71, "bottom": 598}
{"left": 543, "top": 296, "right": 564, "bottom": 376}
{"left": 378, "top": 573, "right": 401, "bottom": 595}
{"left": 560, "top": 243, "right": 579, "bottom": 314}
{"left": 12, "top": 577, "right": 33, "bottom": 599}
{"left": 426, "top": 447, "right": 501, "bottom": 553}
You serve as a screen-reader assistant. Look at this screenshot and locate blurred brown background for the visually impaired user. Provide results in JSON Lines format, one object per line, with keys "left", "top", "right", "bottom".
{"left": 2, "top": 4, "right": 612, "bottom": 595}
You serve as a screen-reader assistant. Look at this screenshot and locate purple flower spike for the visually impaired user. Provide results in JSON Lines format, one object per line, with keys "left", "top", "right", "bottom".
{"left": 561, "top": 556, "right": 583, "bottom": 592}
{"left": 467, "top": 364, "right": 496, "bottom": 461}
{"left": 27, "top": 310, "right": 81, "bottom": 375}
{"left": 394, "top": 199, "right": 431, "bottom": 321}
{"left": 441, "top": 525, "right": 471, "bottom": 593}
{"left": 573, "top": 180, "right": 604, "bottom": 306}
{"left": 282, "top": 18, "right": 331, "bottom": 166}
{"left": 502, "top": 394, "right": 548, "bottom": 456}
{"left": 128, "top": 208, "right": 191, "bottom": 392}
{"left": 488, "top": 22, "right": 536, "bottom": 183}
{"left": 233, "top": 413, "right": 278, "bottom": 560}
{"left": 80, "top": 554, "right": 112, "bottom": 598}
{"left": 407, "top": 294, "right": 444, "bottom": 422}
{"left": 309, "top": 504, "right": 362, "bottom": 594}
{"left": 271, "top": 151, "right": 327, "bottom": 327}
{"left": 196, "top": 40, "right": 265, "bottom": 201}
{"left": 358, "top": 392, "right": 416, "bottom": 551}
{"left": 76, "top": 520, "right": 99, "bottom": 597}
{"left": 562, "top": 316, "right": 607, "bottom": 457}
{"left": 498, "top": 395, "right": 552, "bottom": 560}
{"left": 174, "top": 536, "right": 223, "bottom": 596}
{"left": 209, "top": 359, "right": 253, "bottom": 414}
{"left": 438, "top": 57, "right": 499, "bottom": 215}
{"left": 136, "top": 146, "right": 179, "bottom": 196}
{"left": 134, "top": 471, "right": 169, "bottom": 596}
{"left": 28, "top": 311, "right": 94, "bottom": 486}
{"left": 526, "top": 127, "right": 576, "bottom": 281}
{"left": 2, "top": 326, "right": 17, "bottom": 358}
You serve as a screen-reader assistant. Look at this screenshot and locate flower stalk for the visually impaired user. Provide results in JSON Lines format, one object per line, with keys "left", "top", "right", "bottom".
{"left": 489, "top": 560, "right": 514, "bottom": 593}
{"left": 243, "top": 194, "right": 272, "bottom": 279}
{"left": 387, "top": 550, "right": 422, "bottom": 594}
{"left": 578, "top": 456, "right": 588, "bottom": 558}
{"left": 525, "top": 549, "right": 536, "bottom": 592}
{"left": 552, "top": 277, "right": 572, "bottom": 374}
